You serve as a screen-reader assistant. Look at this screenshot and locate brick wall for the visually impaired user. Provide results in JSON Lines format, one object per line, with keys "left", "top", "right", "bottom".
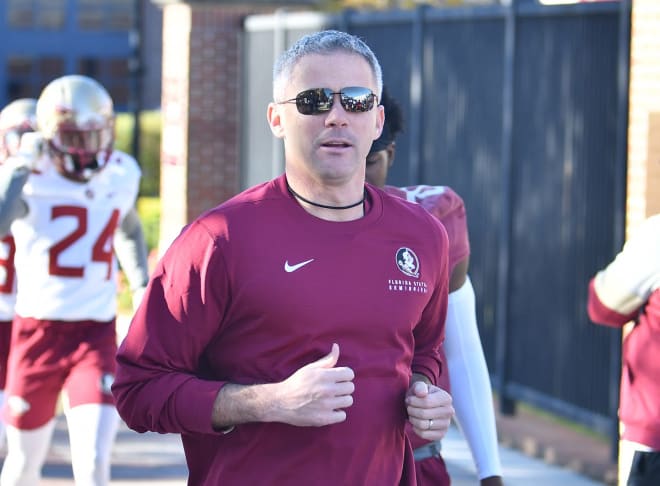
{"left": 626, "top": 0, "right": 660, "bottom": 235}
{"left": 158, "top": 3, "right": 264, "bottom": 253}
{"left": 187, "top": 5, "right": 252, "bottom": 222}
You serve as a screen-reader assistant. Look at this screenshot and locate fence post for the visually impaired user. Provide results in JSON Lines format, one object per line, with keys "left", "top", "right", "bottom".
{"left": 495, "top": 0, "right": 517, "bottom": 416}
{"left": 608, "top": 0, "right": 631, "bottom": 463}
{"left": 407, "top": 5, "right": 426, "bottom": 185}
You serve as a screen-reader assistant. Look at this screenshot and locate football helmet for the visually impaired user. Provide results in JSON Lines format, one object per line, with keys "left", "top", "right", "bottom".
{"left": 0, "top": 98, "right": 37, "bottom": 161}
{"left": 36, "top": 74, "right": 115, "bottom": 181}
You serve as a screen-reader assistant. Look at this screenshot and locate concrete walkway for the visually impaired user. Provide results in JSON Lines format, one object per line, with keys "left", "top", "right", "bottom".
{"left": 443, "top": 424, "right": 605, "bottom": 485}
{"left": 18, "top": 416, "right": 606, "bottom": 485}
{"left": 36, "top": 417, "right": 188, "bottom": 485}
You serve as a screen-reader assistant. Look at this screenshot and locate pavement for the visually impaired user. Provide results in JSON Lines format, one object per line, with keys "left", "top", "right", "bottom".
{"left": 444, "top": 423, "right": 607, "bottom": 486}
{"left": 492, "top": 397, "right": 618, "bottom": 485}
{"left": 14, "top": 417, "right": 189, "bottom": 485}
{"left": 0, "top": 412, "right": 611, "bottom": 485}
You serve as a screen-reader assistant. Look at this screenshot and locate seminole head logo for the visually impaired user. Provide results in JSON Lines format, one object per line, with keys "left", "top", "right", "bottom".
{"left": 395, "top": 247, "right": 420, "bottom": 278}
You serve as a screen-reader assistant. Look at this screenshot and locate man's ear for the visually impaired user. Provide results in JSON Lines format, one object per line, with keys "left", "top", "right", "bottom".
{"left": 267, "top": 102, "right": 285, "bottom": 139}
{"left": 374, "top": 104, "right": 385, "bottom": 140}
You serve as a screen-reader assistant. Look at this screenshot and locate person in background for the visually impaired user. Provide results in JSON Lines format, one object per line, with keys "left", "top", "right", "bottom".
{"left": 0, "top": 98, "right": 37, "bottom": 447}
{"left": 366, "top": 86, "right": 504, "bottom": 486}
{"left": 587, "top": 214, "right": 660, "bottom": 486}
{"left": 0, "top": 75, "right": 149, "bottom": 486}
{"left": 112, "top": 30, "right": 454, "bottom": 485}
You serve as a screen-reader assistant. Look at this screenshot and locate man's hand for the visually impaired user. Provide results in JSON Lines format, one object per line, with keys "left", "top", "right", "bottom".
{"left": 272, "top": 343, "right": 355, "bottom": 427}
{"left": 12, "top": 132, "right": 45, "bottom": 171}
{"left": 212, "top": 344, "right": 354, "bottom": 430}
{"left": 406, "top": 381, "right": 454, "bottom": 440}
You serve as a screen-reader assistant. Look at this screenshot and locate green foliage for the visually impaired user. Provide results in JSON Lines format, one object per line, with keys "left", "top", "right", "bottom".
{"left": 116, "top": 274, "right": 133, "bottom": 315}
{"left": 137, "top": 196, "right": 160, "bottom": 253}
{"left": 114, "top": 111, "right": 161, "bottom": 197}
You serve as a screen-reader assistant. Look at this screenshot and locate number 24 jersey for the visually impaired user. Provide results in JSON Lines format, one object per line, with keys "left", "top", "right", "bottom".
{"left": 10, "top": 150, "right": 141, "bottom": 321}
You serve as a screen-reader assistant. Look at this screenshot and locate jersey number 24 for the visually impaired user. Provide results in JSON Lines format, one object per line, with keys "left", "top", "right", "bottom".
{"left": 49, "top": 205, "right": 120, "bottom": 280}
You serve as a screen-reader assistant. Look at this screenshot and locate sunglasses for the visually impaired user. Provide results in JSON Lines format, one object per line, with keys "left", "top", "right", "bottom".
{"left": 278, "top": 87, "right": 378, "bottom": 115}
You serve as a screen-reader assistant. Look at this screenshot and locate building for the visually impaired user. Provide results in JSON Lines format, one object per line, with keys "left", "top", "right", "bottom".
{"left": 0, "top": 0, "right": 163, "bottom": 111}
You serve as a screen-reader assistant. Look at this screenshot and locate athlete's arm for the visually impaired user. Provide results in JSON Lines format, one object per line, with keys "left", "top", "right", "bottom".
{"left": 445, "top": 273, "right": 503, "bottom": 483}
{"left": 0, "top": 132, "right": 49, "bottom": 235}
{"left": 114, "top": 207, "right": 150, "bottom": 309}
{"left": 0, "top": 160, "right": 30, "bottom": 236}
{"left": 588, "top": 216, "right": 660, "bottom": 327}
{"left": 449, "top": 258, "right": 468, "bottom": 292}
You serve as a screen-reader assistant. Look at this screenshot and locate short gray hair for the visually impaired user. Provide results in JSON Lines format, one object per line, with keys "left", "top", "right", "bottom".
{"left": 273, "top": 30, "right": 383, "bottom": 101}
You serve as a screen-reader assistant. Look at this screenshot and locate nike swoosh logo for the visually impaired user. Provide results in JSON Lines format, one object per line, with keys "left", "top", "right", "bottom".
{"left": 284, "top": 259, "right": 315, "bottom": 273}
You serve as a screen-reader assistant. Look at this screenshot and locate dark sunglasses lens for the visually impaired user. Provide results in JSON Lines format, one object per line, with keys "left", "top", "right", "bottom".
{"left": 340, "top": 87, "right": 375, "bottom": 112}
{"left": 296, "top": 88, "right": 333, "bottom": 115}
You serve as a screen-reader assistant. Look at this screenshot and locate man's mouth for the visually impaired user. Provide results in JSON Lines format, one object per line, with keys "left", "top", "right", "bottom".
{"left": 321, "top": 140, "right": 351, "bottom": 148}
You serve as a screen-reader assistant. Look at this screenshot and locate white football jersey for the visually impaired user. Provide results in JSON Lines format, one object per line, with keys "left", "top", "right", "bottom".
{"left": 11, "top": 150, "right": 141, "bottom": 321}
{"left": 0, "top": 234, "right": 17, "bottom": 321}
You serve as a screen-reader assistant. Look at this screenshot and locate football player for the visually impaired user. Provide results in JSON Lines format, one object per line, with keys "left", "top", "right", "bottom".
{"left": 366, "top": 87, "right": 504, "bottom": 486}
{"left": 0, "top": 98, "right": 37, "bottom": 447}
{"left": 0, "top": 75, "right": 149, "bottom": 486}
{"left": 588, "top": 215, "right": 660, "bottom": 486}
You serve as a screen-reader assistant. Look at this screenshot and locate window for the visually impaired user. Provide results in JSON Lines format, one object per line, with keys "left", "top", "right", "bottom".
{"left": 77, "top": 57, "right": 131, "bottom": 107}
{"left": 37, "top": 2, "right": 67, "bottom": 29}
{"left": 6, "top": 56, "right": 65, "bottom": 100}
{"left": 7, "top": 57, "right": 33, "bottom": 77}
{"left": 7, "top": 2, "right": 32, "bottom": 28}
{"left": 4, "top": 56, "right": 130, "bottom": 109}
{"left": 39, "top": 58, "right": 66, "bottom": 79}
{"left": 7, "top": 0, "right": 66, "bottom": 29}
{"left": 78, "top": 0, "right": 134, "bottom": 31}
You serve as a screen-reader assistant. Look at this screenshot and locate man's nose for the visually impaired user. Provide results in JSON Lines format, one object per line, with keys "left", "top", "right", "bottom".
{"left": 324, "top": 94, "right": 349, "bottom": 126}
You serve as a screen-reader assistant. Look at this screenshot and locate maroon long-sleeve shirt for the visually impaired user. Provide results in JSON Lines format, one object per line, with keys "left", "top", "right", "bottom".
{"left": 113, "top": 175, "right": 450, "bottom": 485}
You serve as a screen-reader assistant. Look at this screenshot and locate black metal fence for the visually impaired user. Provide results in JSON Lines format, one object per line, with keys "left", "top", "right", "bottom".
{"left": 240, "top": 0, "right": 630, "bottom": 446}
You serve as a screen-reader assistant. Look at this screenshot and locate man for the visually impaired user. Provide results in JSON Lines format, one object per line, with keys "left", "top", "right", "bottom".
{"left": 0, "top": 75, "right": 149, "bottom": 486}
{"left": 587, "top": 214, "right": 660, "bottom": 486}
{"left": 113, "top": 30, "right": 454, "bottom": 485}
{"left": 0, "top": 98, "right": 37, "bottom": 446}
{"left": 366, "top": 87, "right": 504, "bottom": 486}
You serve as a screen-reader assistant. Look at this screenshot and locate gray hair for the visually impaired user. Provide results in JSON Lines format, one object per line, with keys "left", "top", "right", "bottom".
{"left": 273, "top": 30, "right": 383, "bottom": 101}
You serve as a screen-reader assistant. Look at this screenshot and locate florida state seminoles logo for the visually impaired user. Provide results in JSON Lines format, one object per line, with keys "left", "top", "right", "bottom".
{"left": 396, "top": 247, "right": 420, "bottom": 278}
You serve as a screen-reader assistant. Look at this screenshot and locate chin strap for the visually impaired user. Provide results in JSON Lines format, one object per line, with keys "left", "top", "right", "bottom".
{"left": 48, "top": 139, "right": 111, "bottom": 181}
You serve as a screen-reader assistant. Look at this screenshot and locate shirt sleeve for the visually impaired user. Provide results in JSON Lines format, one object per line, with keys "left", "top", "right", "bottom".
{"left": 588, "top": 215, "right": 660, "bottom": 327}
{"left": 112, "top": 219, "right": 230, "bottom": 436}
{"left": 431, "top": 187, "right": 470, "bottom": 276}
{"left": 410, "top": 212, "right": 449, "bottom": 384}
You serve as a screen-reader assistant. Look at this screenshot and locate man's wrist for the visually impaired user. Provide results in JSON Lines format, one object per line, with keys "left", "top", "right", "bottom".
{"left": 212, "top": 382, "right": 278, "bottom": 429}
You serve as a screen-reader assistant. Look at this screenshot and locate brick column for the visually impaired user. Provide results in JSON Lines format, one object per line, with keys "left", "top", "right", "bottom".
{"left": 626, "top": 0, "right": 660, "bottom": 234}
{"left": 157, "top": 2, "right": 259, "bottom": 253}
